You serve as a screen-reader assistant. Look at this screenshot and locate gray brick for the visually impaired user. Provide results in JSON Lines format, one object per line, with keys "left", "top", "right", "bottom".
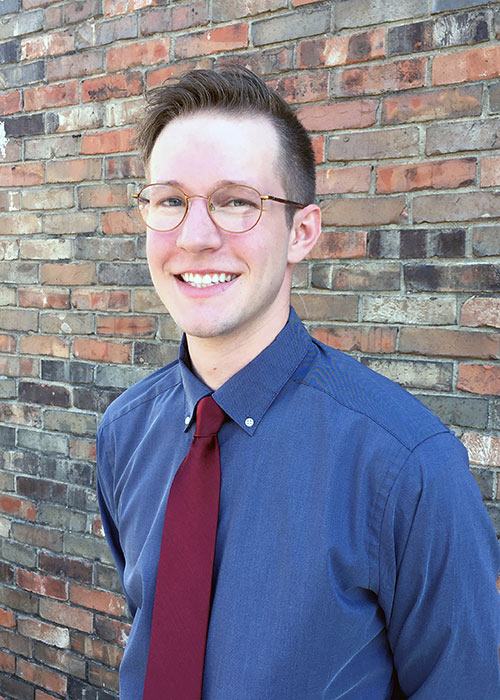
{"left": 18, "top": 428, "right": 69, "bottom": 456}
{"left": 70, "top": 362, "right": 95, "bottom": 385}
{"left": 0, "top": 540, "right": 36, "bottom": 568}
{"left": 336, "top": 0, "right": 427, "bottom": 29}
{"left": 82, "top": 14, "right": 137, "bottom": 48}
{"left": 213, "top": 0, "right": 285, "bottom": 22}
{"left": 98, "top": 262, "right": 152, "bottom": 286}
{"left": 75, "top": 236, "right": 136, "bottom": 261}
{"left": 0, "top": 0, "right": 21, "bottom": 16}
{"left": 1, "top": 59, "right": 44, "bottom": 87}
{"left": 95, "top": 364, "right": 152, "bottom": 389}
{"left": 95, "top": 563, "right": 123, "bottom": 594}
{"left": 0, "top": 38, "right": 19, "bottom": 63}
{"left": 134, "top": 342, "right": 178, "bottom": 367}
{"left": 25, "top": 134, "right": 81, "bottom": 160}
{"left": 73, "top": 387, "right": 122, "bottom": 413}
{"left": 0, "top": 586, "right": 38, "bottom": 615}
{"left": 413, "top": 192, "right": 500, "bottom": 224}
{"left": 43, "top": 410, "right": 96, "bottom": 436}
{"left": 0, "top": 8, "right": 43, "bottom": 39}
{"left": 369, "top": 229, "right": 466, "bottom": 259}
{"left": 426, "top": 118, "right": 500, "bottom": 156}
{"left": 485, "top": 504, "right": 500, "bottom": 537}
{"left": 64, "top": 533, "right": 114, "bottom": 565}
{"left": 362, "top": 358, "right": 453, "bottom": 390}
{"left": 432, "top": 0, "right": 487, "bottom": 12}
{"left": 216, "top": 45, "right": 294, "bottom": 76}
{"left": 490, "top": 84, "right": 500, "bottom": 113}
{"left": 433, "top": 9, "right": 489, "bottom": 47}
{"left": 490, "top": 400, "right": 500, "bottom": 430}
{"left": 0, "top": 424, "right": 15, "bottom": 447}
{"left": 470, "top": 467, "right": 494, "bottom": 499}
{"left": 0, "top": 378, "right": 15, "bottom": 398}
{"left": 41, "top": 359, "right": 69, "bottom": 382}
{"left": 417, "top": 394, "right": 488, "bottom": 429}
{"left": 473, "top": 226, "right": 500, "bottom": 256}
{"left": 404, "top": 263, "right": 500, "bottom": 292}
{"left": 4, "top": 113, "right": 44, "bottom": 138}
{"left": 38, "top": 504, "right": 87, "bottom": 532}
{"left": 253, "top": 7, "right": 330, "bottom": 46}
{"left": 39, "top": 456, "right": 94, "bottom": 487}
{"left": 311, "top": 264, "right": 331, "bottom": 290}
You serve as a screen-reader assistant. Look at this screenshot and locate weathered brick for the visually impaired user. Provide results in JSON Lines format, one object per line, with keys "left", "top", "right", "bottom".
{"left": 106, "top": 38, "right": 170, "bottom": 73}
{"left": 0, "top": 308, "right": 38, "bottom": 331}
{"left": 376, "top": 158, "right": 475, "bottom": 193}
{"left": 458, "top": 364, "right": 500, "bottom": 395}
{"left": 0, "top": 8, "right": 43, "bottom": 38}
{"left": 18, "top": 381, "right": 70, "bottom": 407}
{"left": 0, "top": 211, "right": 42, "bottom": 235}
{"left": 95, "top": 364, "right": 152, "bottom": 389}
{"left": 253, "top": 7, "right": 329, "bottom": 46}
{"left": 298, "top": 28, "right": 385, "bottom": 69}
{"left": 336, "top": 57, "right": 427, "bottom": 97}
{"left": 0, "top": 675, "right": 35, "bottom": 700}
{"left": 481, "top": 156, "right": 500, "bottom": 187}
{"left": 382, "top": 85, "right": 481, "bottom": 125}
{"left": 77, "top": 183, "right": 130, "bottom": 209}
{"left": 45, "top": 0, "right": 100, "bottom": 28}
{"left": 297, "top": 99, "right": 378, "bottom": 132}
{"left": 426, "top": 118, "right": 500, "bottom": 156}
{"left": 0, "top": 38, "right": 19, "bottom": 64}
{"left": 20, "top": 238, "right": 72, "bottom": 260}
{"left": 19, "top": 334, "right": 70, "bottom": 359}
{"left": 490, "top": 83, "right": 500, "bottom": 113}
{"left": 46, "top": 158, "right": 101, "bottom": 184}
{"left": 25, "top": 134, "right": 81, "bottom": 160}
{"left": 88, "top": 663, "right": 119, "bottom": 693}
{"left": 19, "top": 288, "right": 70, "bottom": 310}
{"left": 18, "top": 617, "right": 70, "bottom": 648}
{"left": 82, "top": 72, "right": 143, "bottom": 106}
{"left": 418, "top": 394, "right": 488, "bottom": 429}
{"left": 33, "top": 640, "right": 86, "bottom": 678}
{"left": 362, "top": 357, "right": 453, "bottom": 390}
{"left": 21, "top": 30, "right": 74, "bottom": 60}
{"left": 39, "top": 313, "right": 93, "bottom": 336}
{"left": 399, "top": 327, "right": 499, "bottom": 360}
{"left": 473, "top": 227, "right": 500, "bottom": 257}
{"left": 133, "top": 289, "right": 164, "bottom": 313}
{"left": 0, "top": 539, "right": 37, "bottom": 567}
{"left": 73, "top": 387, "right": 122, "bottom": 413}
{"left": 1, "top": 59, "right": 44, "bottom": 88}
{"left": 94, "top": 614, "right": 131, "bottom": 645}
{"left": 312, "top": 325, "right": 396, "bottom": 353}
{"left": 69, "top": 437, "right": 97, "bottom": 461}
{"left": 213, "top": 0, "right": 285, "bottom": 21}
{"left": 413, "top": 191, "right": 500, "bottom": 223}
{"left": 291, "top": 292, "right": 358, "bottom": 321}
{"left": 462, "top": 432, "right": 500, "bottom": 467}
{"left": 147, "top": 57, "right": 214, "bottom": 87}
{"left": 46, "top": 104, "right": 105, "bottom": 134}
{"left": 0, "top": 89, "right": 22, "bottom": 115}
{"left": 0, "top": 494, "right": 36, "bottom": 520}
{"left": 39, "top": 552, "right": 92, "bottom": 584}
{"left": 72, "top": 288, "right": 131, "bottom": 311}
{"left": 312, "top": 262, "right": 400, "bottom": 291}
{"left": 361, "top": 294, "right": 456, "bottom": 325}
{"left": 24, "top": 81, "right": 78, "bottom": 111}
{"left": 433, "top": 45, "right": 500, "bottom": 86}
{"left": 267, "top": 70, "right": 329, "bottom": 105}
{"left": 106, "top": 97, "right": 144, "bottom": 127}
{"left": 22, "top": 187, "right": 74, "bottom": 211}
{"left": 17, "top": 569, "right": 66, "bottom": 598}
{"left": 141, "top": 2, "right": 208, "bottom": 34}
{"left": 96, "top": 315, "right": 155, "bottom": 337}
{"left": 0, "top": 241, "right": 18, "bottom": 261}
{"left": 336, "top": 0, "right": 427, "bottom": 29}
{"left": 307, "top": 231, "right": 367, "bottom": 259}
{"left": 461, "top": 297, "right": 500, "bottom": 329}
{"left": 0, "top": 0, "right": 20, "bottom": 15}
{"left": 0, "top": 162, "right": 44, "bottom": 186}
{"left": 41, "top": 359, "right": 69, "bottom": 382}
{"left": 320, "top": 196, "right": 407, "bottom": 227}
{"left": 98, "top": 262, "right": 152, "bottom": 286}
{"left": 175, "top": 23, "right": 249, "bottom": 58}
{"left": 41, "top": 263, "right": 96, "bottom": 286}
{"left": 65, "top": 533, "right": 113, "bottom": 565}
{"left": 18, "top": 428, "right": 69, "bottom": 455}
{"left": 0, "top": 332, "right": 16, "bottom": 350}
{"left": 369, "top": 228, "right": 466, "bottom": 259}
{"left": 327, "top": 127, "right": 419, "bottom": 161}
{"left": 216, "top": 46, "right": 293, "bottom": 78}
{"left": 46, "top": 50, "right": 104, "bottom": 81}
{"left": 70, "top": 362, "right": 94, "bottom": 385}
{"left": 104, "top": 154, "right": 144, "bottom": 179}
{"left": 73, "top": 337, "right": 131, "bottom": 365}
{"left": 71, "top": 633, "right": 123, "bottom": 667}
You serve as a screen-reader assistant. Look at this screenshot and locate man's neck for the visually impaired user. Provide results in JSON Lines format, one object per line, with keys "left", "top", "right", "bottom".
{"left": 185, "top": 310, "right": 290, "bottom": 390}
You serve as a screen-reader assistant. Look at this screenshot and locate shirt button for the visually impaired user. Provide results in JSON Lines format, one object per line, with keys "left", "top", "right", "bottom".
{"left": 184, "top": 416, "right": 191, "bottom": 425}
{"left": 245, "top": 417, "right": 254, "bottom": 428}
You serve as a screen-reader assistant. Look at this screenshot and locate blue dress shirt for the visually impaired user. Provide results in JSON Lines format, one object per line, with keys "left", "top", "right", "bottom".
{"left": 97, "top": 308, "right": 500, "bottom": 699}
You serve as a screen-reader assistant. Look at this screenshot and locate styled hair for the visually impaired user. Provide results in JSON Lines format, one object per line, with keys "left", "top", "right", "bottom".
{"left": 136, "top": 67, "right": 316, "bottom": 226}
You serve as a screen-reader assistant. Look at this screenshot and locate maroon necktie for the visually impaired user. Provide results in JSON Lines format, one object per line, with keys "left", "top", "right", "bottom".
{"left": 143, "top": 395, "right": 225, "bottom": 700}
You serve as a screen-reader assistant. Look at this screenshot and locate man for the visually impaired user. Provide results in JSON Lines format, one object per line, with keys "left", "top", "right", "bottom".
{"left": 97, "top": 68, "right": 500, "bottom": 699}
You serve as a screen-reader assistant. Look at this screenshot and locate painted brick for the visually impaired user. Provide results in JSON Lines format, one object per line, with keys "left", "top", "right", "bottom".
{"left": 141, "top": 2, "right": 208, "bottom": 34}
{"left": 433, "top": 45, "right": 500, "bottom": 86}
{"left": 458, "top": 364, "right": 500, "bottom": 395}
{"left": 376, "top": 158, "right": 475, "bottom": 193}
{"left": 382, "top": 86, "right": 481, "bottom": 124}
{"left": 106, "top": 38, "right": 170, "bottom": 73}
{"left": 413, "top": 191, "right": 500, "bottom": 223}
{"left": 291, "top": 292, "right": 358, "bottom": 321}
{"left": 17, "top": 617, "right": 70, "bottom": 648}
{"left": 24, "top": 81, "right": 78, "bottom": 111}
{"left": 297, "top": 29, "right": 385, "bottom": 69}
{"left": 307, "top": 231, "right": 367, "bottom": 259}
{"left": 320, "top": 196, "right": 407, "bottom": 227}
{"left": 405, "top": 264, "right": 500, "bottom": 292}
{"left": 336, "top": 57, "right": 427, "bottom": 97}
{"left": 46, "top": 50, "right": 104, "bottom": 81}
{"left": 335, "top": 0, "right": 427, "bottom": 29}
{"left": 175, "top": 23, "right": 249, "bottom": 59}
{"left": 297, "top": 99, "right": 377, "bottom": 132}
{"left": 312, "top": 325, "right": 396, "bottom": 353}
{"left": 74, "top": 337, "right": 132, "bottom": 364}
{"left": 462, "top": 432, "right": 500, "bottom": 467}
{"left": 426, "top": 118, "right": 500, "bottom": 156}
{"left": 461, "top": 297, "right": 500, "bottom": 329}
{"left": 327, "top": 127, "right": 419, "bottom": 161}
{"left": 369, "top": 228, "right": 466, "bottom": 259}
{"left": 473, "top": 227, "right": 500, "bottom": 256}
{"left": 362, "top": 357, "right": 453, "bottom": 390}
{"left": 361, "top": 294, "right": 456, "bottom": 325}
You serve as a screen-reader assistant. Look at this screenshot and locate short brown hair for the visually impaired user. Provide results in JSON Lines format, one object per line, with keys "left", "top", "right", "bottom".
{"left": 136, "top": 67, "right": 316, "bottom": 225}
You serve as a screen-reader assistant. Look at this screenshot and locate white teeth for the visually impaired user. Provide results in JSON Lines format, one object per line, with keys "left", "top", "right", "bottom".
{"left": 180, "top": 272, "right": 236, "bottom": 288}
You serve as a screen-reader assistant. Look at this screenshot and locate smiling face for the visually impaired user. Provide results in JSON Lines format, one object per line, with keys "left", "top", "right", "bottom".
{"left": 146, "top": 111, "right": 303, "bottom": 348}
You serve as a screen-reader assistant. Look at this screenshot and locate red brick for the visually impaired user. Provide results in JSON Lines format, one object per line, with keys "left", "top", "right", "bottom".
{"left": 41, "top": 264, "right": 96, "bottom": 286}
{"left": 400, "top": 328, "right": 499, "bottom": 360}
{"left": 175, "top": 23, "right": 249, "bottom": 59}
{"left": 462, "top": 432, "right": 500, "bottom": 468}
{"left": 0, "top": 607, "right": 15, "bottom": 629}
{"left": 457, "top": 364, "right": 500, "bottom": 395}
{"left": 291, "top": 292, "right": 358, "bottom": 322}
{"left": 101, "top": 210, "right": 143, "bottom": 235}
{"left": 39, "top": 599, "right": 93, "bottom": 633}
{"left": 321, "top": 196, "right": 407, "bottom": 227}
{"left": 106, "top": 37, "right": 170, "bottom": 72}
{"left": 81, "top": 127, "right": 137, "bottom": 155}
{"left": 461, "top": 297, "right": 500, "bottom": 329}
{"left": 382, "top": 86, "right": 482, "bottom": 124}
{"left": 311, "top": 135, "right": 324, "bottom": 164}
{"left": 481, "top": 156, "right": 500, "bottom": 187}
{"left": 297, "top": 28, "right": 385, "bottom": 68}
{"left": 0, "top": 650, "right": 15, "bottom": 673}
{"left": 97, "top": 315, "right": 156, "bottom": 337}
{"left": 70, "top": 584, "right": 126, "bottom": 617}
{"left": 0, "top": 495, "right": 36, "bottom": 521}
{"left": 72, "top": 289, "right": 130, "bottom": 311}
{"left": 16, "top": 659, "right": 67, "bottom": 696}
{"left": 19, "top": 288, "right": 70, "bottom": 310}
{"left": 0, "top": 91, "right": 22, "bottom": 116}
{"left": 0, "top": 334, "right": 15, "bottom": 353}
{"left": 297, "top": 99, "right": 378, "bottom": 132}
{"left": 16, "top": 570, "right": 67, "bottom": 601}
{"left": 46, "top": 158, "right": 101, "bottom": 184}
{"left": 81, "top": 72, "right": 143, "bottom": 102}
{"left": 36, "top": 691, "right": 60, "bottom": 700}
{"left": 267, "top": 71, "right": 329, "bottom": 104}
{"left": 0, "top": 356, "right": 39, "bottom": 379}
{"left": 78, "top": 184, "right": 129, "bottom": 208}
{"left": 21, "top": 31, "right": 74, "bottom": 61}
{"left": 24, "top": 82, "right": 78, "bottom": 112}
{"left": 317, "top": 166, "right": 371, "bottom": 194}
{"left": 146, "top": 58, "right": 213, "bottom": 88}
{"left": 71, "top": 633, "right": 123, "bottom": 667}
{"left": 19, "top": 335, "right": 70, "bottom": 359}
{"left": 0, "top": 163, "right": 44, "bottom": 187}
{"left": 46, "top": 51, "right": 104, "bottom": 81}
{"left": 73, "top": 337, "right": 132, "bottom": 364}
{"left": 104, "top": 0, "right": 154, "bottom": 16}
{"left": 376, "top": 158, "right": 476, "bottom": 193}
{"left": 337, "top": 57, "right": 427, "bottom": 96}
{"left": 307, "top": 231, "right": 367, "bottom": 260}
{"left": 92, "top": 516, "right": 104, "bottom": 538}
{"left": 433, "top": 45, "right": 500, "bottom": 86}
{"left": 104, "top": 154, "right": 144, "bottom": 179}
{"left": 312, "top": 325, "right": 396, "bottom": 353}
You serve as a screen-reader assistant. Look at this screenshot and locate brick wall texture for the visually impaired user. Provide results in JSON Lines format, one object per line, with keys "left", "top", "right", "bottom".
{"left": 0, "top": 0, "right": 499, "bottom": 696}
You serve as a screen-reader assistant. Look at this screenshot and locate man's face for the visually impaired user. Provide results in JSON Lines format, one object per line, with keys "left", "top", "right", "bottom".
{"left": 146, "top": 112, "right": 297, "bottom": 345}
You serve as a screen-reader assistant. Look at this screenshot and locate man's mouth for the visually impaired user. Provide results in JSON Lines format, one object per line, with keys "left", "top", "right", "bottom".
{"left": 179, "top": 272, "right": 238, "bottom": 288}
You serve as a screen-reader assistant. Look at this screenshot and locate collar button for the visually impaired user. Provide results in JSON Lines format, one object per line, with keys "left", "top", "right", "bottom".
{"left": 244, "top": 417, "right": 254, "bottom": 428}
{"left": 185, "top": 416, "right": 191, "bottom": 425}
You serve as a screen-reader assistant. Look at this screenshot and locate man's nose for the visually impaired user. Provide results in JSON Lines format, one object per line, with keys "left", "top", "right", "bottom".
{"left": 175, "top": 196, "right": 223, "bottom": 252}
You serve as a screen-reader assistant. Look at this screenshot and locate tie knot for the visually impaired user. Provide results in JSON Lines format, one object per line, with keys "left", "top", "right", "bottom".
{"left": 194, "top": 395, "right": 226, "bottom": 437}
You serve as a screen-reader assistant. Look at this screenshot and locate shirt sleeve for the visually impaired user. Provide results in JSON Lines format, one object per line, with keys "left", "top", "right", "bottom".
{"left": 377, "top": 430, "right": 500, "bottom": 699}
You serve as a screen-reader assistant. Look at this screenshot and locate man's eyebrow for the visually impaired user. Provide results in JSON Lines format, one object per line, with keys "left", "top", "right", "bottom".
{"left": 152, "top": 179, "right": 252, "bottom": 189}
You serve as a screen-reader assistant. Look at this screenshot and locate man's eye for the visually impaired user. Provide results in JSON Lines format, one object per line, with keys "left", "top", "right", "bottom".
{"left": 158, "top": 197, "right": 184, "bottom": 208}
{"left": 222, "top": 198, "right": 257, "bottom": 208}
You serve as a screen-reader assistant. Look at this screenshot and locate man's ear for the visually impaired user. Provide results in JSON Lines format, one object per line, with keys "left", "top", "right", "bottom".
{"left": 287, "top": 204, "right": 322, "bottom": 264}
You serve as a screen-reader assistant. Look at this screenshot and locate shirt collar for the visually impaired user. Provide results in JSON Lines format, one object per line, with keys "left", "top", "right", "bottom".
{"left": 179, "top": 308, "right": 312, "bottom": 435}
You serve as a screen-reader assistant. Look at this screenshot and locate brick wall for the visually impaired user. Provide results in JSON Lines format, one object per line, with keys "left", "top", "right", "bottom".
{"left": 1, "top": 0, "right": 499, "bottom": 697}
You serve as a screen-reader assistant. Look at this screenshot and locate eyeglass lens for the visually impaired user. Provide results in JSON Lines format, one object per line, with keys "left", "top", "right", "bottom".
{"left": 136, "top": 184, "right": 263, "bottom": 233}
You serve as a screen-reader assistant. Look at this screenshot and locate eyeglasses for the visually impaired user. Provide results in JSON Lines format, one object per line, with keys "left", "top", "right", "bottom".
{"left": 132, "top": 183, "right": 306, "bottom": 234}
